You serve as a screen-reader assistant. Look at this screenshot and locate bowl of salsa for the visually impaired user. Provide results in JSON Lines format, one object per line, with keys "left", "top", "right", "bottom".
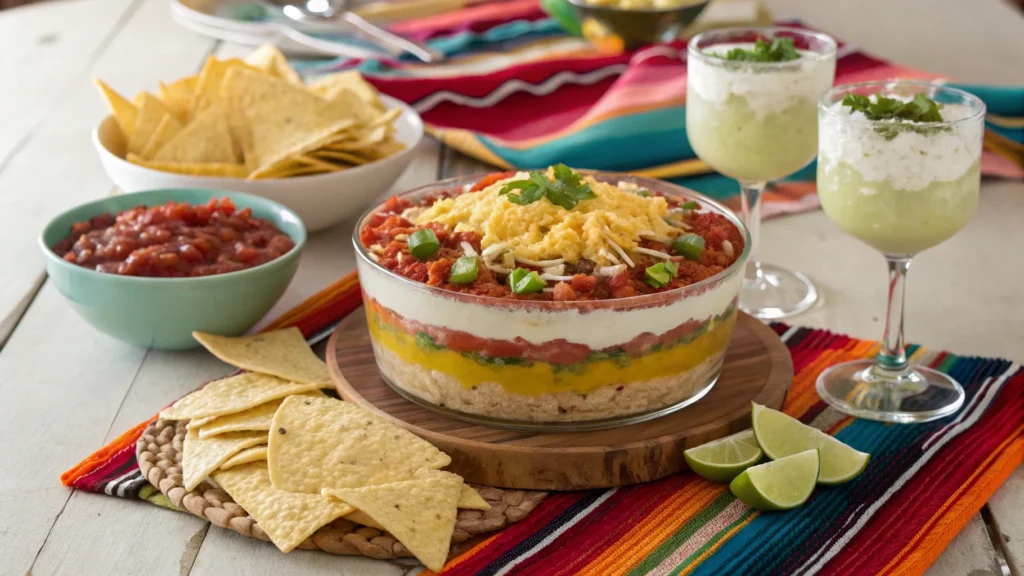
{"left": 40, "top": 189, "right": 306, "bottom": 350}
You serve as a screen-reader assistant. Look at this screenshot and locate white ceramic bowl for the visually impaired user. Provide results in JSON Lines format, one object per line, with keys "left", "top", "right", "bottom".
{"left": 92, "top": 94, "right": 424, "bottom": 232}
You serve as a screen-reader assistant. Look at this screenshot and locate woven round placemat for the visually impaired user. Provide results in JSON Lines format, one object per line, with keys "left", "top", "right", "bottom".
{"left": 136, "top": 418, "right": 547, "bottom": 559}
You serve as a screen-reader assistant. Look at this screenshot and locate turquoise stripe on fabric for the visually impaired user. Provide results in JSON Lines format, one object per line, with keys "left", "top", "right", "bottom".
{"left": 948, "top": 83, "right": 1024, "bottom": 117}
{"left": 479, "top": 105, "right": 692, "bottom": 170}
{"left": 689, "top": 357, "right": 1002, "bottom": 575}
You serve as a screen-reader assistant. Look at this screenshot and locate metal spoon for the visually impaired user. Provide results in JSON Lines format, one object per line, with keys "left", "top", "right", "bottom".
{"left": 272, "top": 0, "right": 446, "bottom": 63}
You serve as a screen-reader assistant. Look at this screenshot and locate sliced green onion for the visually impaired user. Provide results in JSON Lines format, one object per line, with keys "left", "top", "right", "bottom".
{"left": 508, "top": 267, "right": 546, "bottom": 294}
{"left": 680, "top": 200, "right": 699, "bottom": 211}
{"left": 645, "top": 262, "right": 677, "bottom": 288}
{"left": 638, "top": 189, "right": 650, "bottom": 197}
{"left": 408, "top": 228, "right": 440, "bottom": 260}
{"left": 449, "top": 256, "right": 479, "bottom": 284}
{"left": 673, "top": 233, "right": 705, "bottom": 261}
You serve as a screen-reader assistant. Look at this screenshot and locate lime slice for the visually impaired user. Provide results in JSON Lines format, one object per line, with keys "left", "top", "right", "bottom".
{"left": 684, "top": 430, "right": 763, "bottom": 483}
{"left": 751, "top": 403, "right": 870, "bottom": 485}
{"left": 729, "top": 449, "right": 819, "bottom": 511}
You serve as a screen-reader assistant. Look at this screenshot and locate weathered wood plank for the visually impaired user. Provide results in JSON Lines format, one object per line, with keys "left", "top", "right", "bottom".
{"left": 925, "top": 513, "right": 1006, "bottom": 576}
{"left": 0, "top": 0, "right": 136, "bottom": 167}
{"left": 988, "top": 467, "right": 1024, "bottom": 576}
{"left": 0, "top": 285, "right": 147, "bottom": 575}
{"left": 190, "top": 528, "right": 408, "bottom": 576}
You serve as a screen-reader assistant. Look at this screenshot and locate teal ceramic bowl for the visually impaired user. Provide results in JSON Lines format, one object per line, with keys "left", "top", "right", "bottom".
{"left": 40, "top": 189, "right": 306, "bottom": 350}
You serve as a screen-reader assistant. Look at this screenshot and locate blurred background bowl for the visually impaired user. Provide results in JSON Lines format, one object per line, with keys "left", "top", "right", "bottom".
{"left": 93, "top": 94, "right": 423, "bottom": 233}
{"left": 39, "top": 188, "right": 306, "bottom": 350}
{"left": 565, "top": 0, "right": 708, "bottom": 52}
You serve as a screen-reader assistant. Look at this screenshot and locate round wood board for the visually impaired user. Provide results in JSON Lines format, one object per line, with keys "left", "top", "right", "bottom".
{"left": 328, "top": 309, "right": 792, "bottom": 491}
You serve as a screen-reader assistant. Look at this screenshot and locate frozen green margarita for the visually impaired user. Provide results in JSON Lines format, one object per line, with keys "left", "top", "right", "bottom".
{"left": 686, "top": 43, "right": 835, "bottom": 182}
{"left": 818, "top": 96, "right": 983, "bottom": 256}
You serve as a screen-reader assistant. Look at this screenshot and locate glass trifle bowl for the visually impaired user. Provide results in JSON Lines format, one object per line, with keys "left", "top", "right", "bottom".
{"left": 686, "top": 26, "right": 837, "bottom": 320}
{"left": 816, "top": 81, "right": 985, "bottom": 423}
{"left": 353, "top": 172, "right": 750, "bottom": 431}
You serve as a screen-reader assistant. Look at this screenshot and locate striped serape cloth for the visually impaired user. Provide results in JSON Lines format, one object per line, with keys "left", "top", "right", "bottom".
{"left": 294, "top": 1, "right": 1024, "bottom": 216}
{"left": 62, "top": 271, "right": 1024, "bottom": 576}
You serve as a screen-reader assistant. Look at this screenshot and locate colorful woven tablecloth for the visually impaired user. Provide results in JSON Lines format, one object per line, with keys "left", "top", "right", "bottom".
{"left": 293, "top": 1, "right": 1024, "bottom": 216}
{"left": 62, "top": 271, "right": 1024, "bottom": 576}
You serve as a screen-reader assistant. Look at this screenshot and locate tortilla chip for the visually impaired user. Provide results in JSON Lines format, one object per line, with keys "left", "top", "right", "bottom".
{"left": 364, "top": 106, "right": 403, "bottom": 130}
{"left": 191, "top": 56, "right": 260, "bottom": 115}
{"left": 343, "top": 510, "right": 385, "bottom": 530}
{"left": 294, "top": 154, "right": 346, "bottom": 172}
{"left": 458, "top": 485, "right": 490, "bottom": 510}
{"left": 324, "top": 125, "right": 388, "bottom": 151}
{"left": 314, "top": 150, "right": 371, "bottom": 166}
{"left": 221, "top": 68, "right": 357, "bottom": 178}
{"left": 182, "top": 428, "right": 267, "bottom": 491}
{"left": 159, "top": 372, "right": 326, "bottom": 421}
{"left": 139, "top": 114, "right": 183, "bottom": 158}
{"left": 196, "top": 390, "right": 322, "bottom": 439}
{"left": 128, "top": 93, "right": 175, "bottom": 156}
{"left": 413, "top": 469, "right": 490, "bottom": 510}
{"left": 192, "top": 328, "right": 331, "bottom": 384}
{"left": 268, "top": 396, "right": 451, "bottom": 493}
{"left": 94, "top": 78, "right": 138, "bottom": 140}
{"left": 322, "top": 473, "right": 461, "bottom": 571}
{"left": 152, "top": 104, "right": 238, "bottom": 164}
{"left": 213, "top": 463, "right": 355, "bottom": 553}
{"left": 307, "top": 70, "right": 385, "bottom": 111}
{"left": 158, "top": 76, "right": 197, "bottom": 121}
{"left": 126, "top": 154, "right": 247, "bottom": 178}
{"left": 245, "top": 44, "right": 302, "bottom": 85}
{"left": 220, "top": 445, "right": 269, "bottom": 470}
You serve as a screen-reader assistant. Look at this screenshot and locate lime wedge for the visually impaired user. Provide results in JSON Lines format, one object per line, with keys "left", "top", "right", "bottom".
{"left": 729, "top": 449, "right": 819, "bottom": 511}
{"left": 751, "top": 403, "right": 870, "bottom": 485}
{"left": 684, "top": 430, "right": 763, "bottom": 482}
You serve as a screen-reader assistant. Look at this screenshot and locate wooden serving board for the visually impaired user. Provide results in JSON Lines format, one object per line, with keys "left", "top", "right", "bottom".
{"left": 328, "top": 309, "right": 792, "bottom": 491}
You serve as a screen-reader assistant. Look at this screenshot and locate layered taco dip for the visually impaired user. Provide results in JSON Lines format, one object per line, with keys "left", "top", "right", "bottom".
{"left": 355, "top": 167, "right": 749, "bottom": 427}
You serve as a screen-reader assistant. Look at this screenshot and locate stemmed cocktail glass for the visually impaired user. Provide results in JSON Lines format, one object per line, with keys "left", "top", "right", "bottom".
{"left": 686, "top": 27, "right": 837, "bottom": 320}
{"left": 815, "top": 81, "right": 985, "bottom": 423}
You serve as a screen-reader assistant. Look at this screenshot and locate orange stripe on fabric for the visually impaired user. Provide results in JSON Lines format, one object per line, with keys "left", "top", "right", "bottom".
{"left": 60, "top": 417, "right": 157, "bottom": 485}
{"left": 784, "top": 340, "right": 878, "bottom": 417}
{"left": 431, "top": 532, "right": 505, "bottom": 575}
{"left": 881, "top": 427, "right": 1024, "bottom": 576}
{"left": 429, "top": 126, "right": 514, "bottom": 169}
{"left": 576, "top": 483, "right": 725, "bottom": 576}
{"left": 263, "top": 271, "right": 359, "bottom": 331}
{"left": 676, "top": 513, "right": 758, "bottom": 576}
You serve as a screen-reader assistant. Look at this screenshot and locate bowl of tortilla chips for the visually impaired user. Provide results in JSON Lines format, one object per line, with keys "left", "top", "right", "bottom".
{"left": 92, "top": 45, "right": 423, "bottom": 232}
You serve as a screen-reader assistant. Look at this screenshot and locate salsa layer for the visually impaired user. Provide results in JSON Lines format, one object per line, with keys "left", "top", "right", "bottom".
{"left": 359, "top": 172, "right": 745, "bottom": 301}
{"left": 53, "top": 198, "right": 294, "bottom": 277}
{"left": 367, "top": 304, "right": 735, "bottom": 396}
{"left": 368, "top": 297, "right": 736, "bottom": 366}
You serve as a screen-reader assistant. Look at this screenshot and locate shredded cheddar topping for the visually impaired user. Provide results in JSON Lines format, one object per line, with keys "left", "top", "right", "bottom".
{"left": 414, "top": 173, "right": 682, "bottom": 265}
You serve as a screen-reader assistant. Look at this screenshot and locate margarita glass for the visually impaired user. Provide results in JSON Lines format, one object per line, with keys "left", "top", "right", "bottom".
{"left": 816, "top": 81, "right": 985, "bottom": 423}
{"left": 686, "top": 26, "right": 837, "bottom": 320}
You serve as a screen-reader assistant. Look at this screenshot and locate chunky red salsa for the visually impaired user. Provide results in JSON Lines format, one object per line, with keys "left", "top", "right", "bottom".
{"left": 360, "top": 174, "right": 745, "bottom": 301}
{"left": 53, "top": 198, "right": 294, "bottom": 278}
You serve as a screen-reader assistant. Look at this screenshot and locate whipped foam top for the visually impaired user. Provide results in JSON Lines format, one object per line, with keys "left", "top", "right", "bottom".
{"left": 688, "top": 43, "right": 835, "bottom": 119}
{"left": 819, "top": 99, "right": 983, "bottom": 191}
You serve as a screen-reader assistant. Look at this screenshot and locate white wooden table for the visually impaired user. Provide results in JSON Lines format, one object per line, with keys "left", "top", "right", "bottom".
{"left": 0, "top": 0, "right": 1021, "bottom": 574}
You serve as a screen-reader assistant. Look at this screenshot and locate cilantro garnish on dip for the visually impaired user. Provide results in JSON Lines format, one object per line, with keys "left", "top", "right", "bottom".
{"left": 841, "top": 93, "right": 948, "bottom": 140}
{"left": 715, "top": 37, "right": 801, "bottom": 63}
{"left": 498, "top": 164, "right": 597, "bottom": 210}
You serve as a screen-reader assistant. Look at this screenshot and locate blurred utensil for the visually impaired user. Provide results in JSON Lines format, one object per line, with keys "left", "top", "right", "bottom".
{"left": 274, "top": 0, "right": 446, "bottom": 62}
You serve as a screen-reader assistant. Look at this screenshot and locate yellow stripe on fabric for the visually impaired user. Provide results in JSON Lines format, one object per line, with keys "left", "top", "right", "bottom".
{"left": 880, "top": 428, "right": 1024, "bottom": 576}
{"left": 633, "top": 159, "right": 714, "bottom": 180}
{"left": 576, "top": 483, "right": 726, "bottom": 576}
{"left": 676, "top": 513, "right": 759, "bottom": 576}
{"left": 986, "top": 113, "right": 1024, "bottom": 128}
{"left": 428, "top": 126, "right": 513, "bottom": 168}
